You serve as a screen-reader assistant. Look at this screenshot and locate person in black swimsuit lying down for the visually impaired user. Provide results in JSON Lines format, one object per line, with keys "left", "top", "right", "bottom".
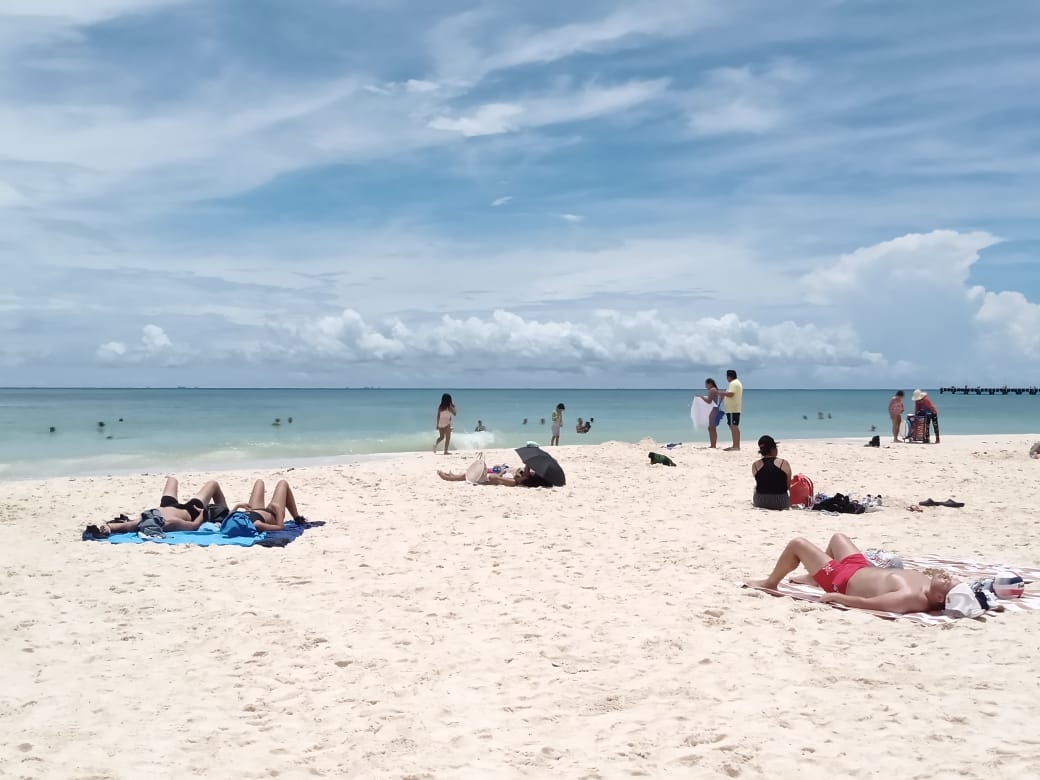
{"left": 227, "top": 478, "right": 306, "bottom": 532}
{"left": 752, "top": 435, "right": 792, "bottom": 510}
{"left": 85, "top": 476, "right": 228, "bottom": 538}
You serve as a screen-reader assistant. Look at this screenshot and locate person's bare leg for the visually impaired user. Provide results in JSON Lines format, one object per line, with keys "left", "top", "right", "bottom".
{"left": 746, "top": 537, "right": 831, "bottom": 589}
{"left": 434, "top": 430, "right": 444, "bottom": 452}
{"left": 248, "top": 479, "right": 266, "bottom": 509}
{"left": 891, "top": 415, "right": 901, "bottom": 443}
{"left": 725, "top": 422, "right": 740, "bottom": 451}
{"left": 708, "top": 425, "right": 717, "bottom": 448}
{"left": 264, "top": 479, "right": 299, "bottom": 525}
{"left": 192, "top": 480, "right": 226, "bottom": 506}
{"left": 443, "top": 428, "right": 451, "bottom": 454}
{"left": 437, "top": 470, "right": 466, "bottom": 481}
{"left": 162, "top": 476, "right": 179, "bottom": 500}
{"left": 824, "top": 533, "right": 860, "bottom": 561}
{"left": 790, "top": 533, "right": 862, "bottom": 584}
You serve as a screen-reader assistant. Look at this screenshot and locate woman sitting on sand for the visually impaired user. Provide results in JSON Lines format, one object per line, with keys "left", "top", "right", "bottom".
{"left": 752, "top": 435, "right": 792, "bottom": 510}
{"left": 84, "top": 476, "right": 228, "bottom": 538}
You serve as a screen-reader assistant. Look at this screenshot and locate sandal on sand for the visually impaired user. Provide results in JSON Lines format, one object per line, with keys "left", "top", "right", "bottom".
{"left": 906, "top": 505, "right": 924, "bottom": 513}
{"left": 919, "top": 498, "right": 940, "bottom": 507}
{"left": 941, "top": 499, "right": 965, "bottom": 508}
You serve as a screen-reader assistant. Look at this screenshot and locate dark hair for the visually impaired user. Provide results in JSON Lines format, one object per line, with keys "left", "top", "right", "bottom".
{"left": 895, "top": 390, "right": 904, "bottom": 397}
{"left": 439, "top": 393, "right": 453, "bottom": 410}
{"left": 757, "top": 435, "right": 778, "bottom": 455}
{"left": 556, "top": 403, "right": 565, "bottom": 410}
{"left": 726, "top": 369, "right": 737, "bottom": 380}
{"left": 705, "top": 378, "right": 717, "bottom": 389}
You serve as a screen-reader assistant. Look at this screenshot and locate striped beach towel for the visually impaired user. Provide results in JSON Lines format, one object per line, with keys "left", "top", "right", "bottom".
{"left": 743, "top": 555, "right": 1040, "bottom": 626}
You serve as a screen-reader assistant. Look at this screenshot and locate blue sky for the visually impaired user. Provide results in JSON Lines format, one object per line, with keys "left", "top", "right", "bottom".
{"left": 2, "top": 0, "right": 1039, "bottom": 388}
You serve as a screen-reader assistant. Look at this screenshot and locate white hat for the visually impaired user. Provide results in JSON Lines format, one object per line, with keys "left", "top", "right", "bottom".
{"left": 912, "top": 389, "right": 927, "bottom": 402}
{"left": 945, "top": 582, "right": 985, "bottom": 618}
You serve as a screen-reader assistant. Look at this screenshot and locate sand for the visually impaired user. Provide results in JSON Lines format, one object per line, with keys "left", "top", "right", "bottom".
{"left": 2, "top": 434, "right": 1040, "bottom": 779}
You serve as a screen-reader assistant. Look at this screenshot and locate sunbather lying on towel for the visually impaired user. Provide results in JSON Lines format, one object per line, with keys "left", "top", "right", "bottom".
{"left": 437, "top": 467, "right": 538, "bottom": 486}
{"left": 224, "top": 479, "right": 307, "bottom": 532}
{"left": 85, "top": 477, "right": 228, "bottom": 538}
{"left": 746, "top": 532, "right": 958, "bottom": 613}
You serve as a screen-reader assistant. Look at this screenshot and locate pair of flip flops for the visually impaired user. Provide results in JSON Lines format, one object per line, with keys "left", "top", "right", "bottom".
{"left": 918, "top": 498, "right": 965, "bottom": 508}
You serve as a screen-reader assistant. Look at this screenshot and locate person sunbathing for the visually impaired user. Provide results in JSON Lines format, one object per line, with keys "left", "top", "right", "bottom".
{"left": 437, "top": 466, "right": 537, "bottom": 487}
{"left": 746, "top": 532, "right": 957, "bottom": 613}
{"left": 84, "top": 477, "right": 228, "bottom": 538}
{"left": 226, "top": 478, "right": 306, "bottom": 532}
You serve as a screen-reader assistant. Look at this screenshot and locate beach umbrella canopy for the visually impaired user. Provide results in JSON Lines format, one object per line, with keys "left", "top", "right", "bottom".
{"left": 514, "top": 446, "right": 566, "bottom": 487}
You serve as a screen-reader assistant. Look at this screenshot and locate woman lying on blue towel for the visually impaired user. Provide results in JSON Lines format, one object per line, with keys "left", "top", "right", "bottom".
{"left": 84, "top": 476, "right": 229, "bottom": 539}
{"left": 225, "top": 478, "right": 307, "bottom": 532}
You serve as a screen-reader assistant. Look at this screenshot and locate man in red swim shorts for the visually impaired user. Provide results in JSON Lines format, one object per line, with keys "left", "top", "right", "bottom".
{"left": 746, "top": 532, "right": 958, "bottom": 613}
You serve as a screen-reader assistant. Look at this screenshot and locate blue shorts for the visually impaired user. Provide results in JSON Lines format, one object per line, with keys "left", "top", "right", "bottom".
{"left": 726, "top": 412, "right": 741, "bottom": 426}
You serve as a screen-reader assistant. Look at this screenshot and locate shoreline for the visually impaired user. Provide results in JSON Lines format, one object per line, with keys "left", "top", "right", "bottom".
{"left": 3, "top": 434, "right": 1039, "bottom": 777}
{"left": 5, "top": 430, "right": 1040, "bottom": 484}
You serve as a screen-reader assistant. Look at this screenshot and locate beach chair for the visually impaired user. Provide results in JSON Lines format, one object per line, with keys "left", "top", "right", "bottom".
{"left": 904, "top": 414, "right": 931, "bottom": 443}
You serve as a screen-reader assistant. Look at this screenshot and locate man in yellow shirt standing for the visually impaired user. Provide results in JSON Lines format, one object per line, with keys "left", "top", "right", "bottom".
{"left": 721, "top": 368, "right": 743, "bottom": 451}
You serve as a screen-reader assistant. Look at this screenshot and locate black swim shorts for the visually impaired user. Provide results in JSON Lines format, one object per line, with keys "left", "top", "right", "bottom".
{"left": 726, "top": 412, "right": 741, "bottom": 426}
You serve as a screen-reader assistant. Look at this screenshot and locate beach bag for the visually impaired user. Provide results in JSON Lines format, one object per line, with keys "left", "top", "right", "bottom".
{"left": 789, "top": 474, "right": 814, "bottom": 507}
{"left": 465, "top": 452, "right": 490, "bottom": 484}
{"left": 711, "top": 405, "right": 726, "bottom": 427}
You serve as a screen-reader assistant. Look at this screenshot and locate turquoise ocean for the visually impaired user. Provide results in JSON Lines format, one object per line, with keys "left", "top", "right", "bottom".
{"left": 1, "top": 388, "right": 1037, "bottom": 481}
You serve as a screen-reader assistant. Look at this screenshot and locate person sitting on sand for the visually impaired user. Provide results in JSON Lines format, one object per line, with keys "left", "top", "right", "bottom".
{"left": 226, "top": 478, "right": 306, "bottom": 532}
{"left": 746, "top": 532, "right": 958, "bottom": 613}
{"left": 84, "top": 476, "right": 228, "bottom": 538}
{"left": 752, "top": 435, "right": 792, "bottom": 510}
{"left": 437, "top": 467, "right": 545, "bottom": 487}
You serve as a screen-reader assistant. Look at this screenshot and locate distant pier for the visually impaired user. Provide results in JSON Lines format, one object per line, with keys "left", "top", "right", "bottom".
{"left": 940, "top": 385, "right": 1040, "bottom": 396}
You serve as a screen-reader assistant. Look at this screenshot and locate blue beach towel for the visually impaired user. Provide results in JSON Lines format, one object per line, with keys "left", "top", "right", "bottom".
{"left": 84, "top": 519, "right": 325, "bottom": 547}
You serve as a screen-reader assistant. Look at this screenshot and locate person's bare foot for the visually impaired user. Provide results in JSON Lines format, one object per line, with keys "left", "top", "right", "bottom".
{"left": 788, "top": 573, "right": 815, "bottom": 585}
{"left": 745, "top": 578, "right": 778, "bottom": 589}
{"left": 723, "top": 446, "right": 740, "bottom": 451}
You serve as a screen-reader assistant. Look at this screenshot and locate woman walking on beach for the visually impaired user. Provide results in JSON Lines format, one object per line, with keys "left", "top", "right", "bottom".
{"left": 700, "top": 378, "right": 722, "bottom": 448}
{"left": 434, "top": 393, "right": 456, "bottom": 454}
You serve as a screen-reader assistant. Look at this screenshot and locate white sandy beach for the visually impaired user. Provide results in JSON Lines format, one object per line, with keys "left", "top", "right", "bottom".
{"left": 3, "top": 434, "right": 1040, "bottom": 779}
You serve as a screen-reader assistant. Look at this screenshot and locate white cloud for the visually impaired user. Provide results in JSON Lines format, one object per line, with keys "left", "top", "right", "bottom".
{"left": 974, "top": 289, "right": 1040, "bottom": 357}
{"left": 804, "top": 230, "right": 1000, "bottom": 301}
{"left": 687, "top": 60, "right": 807, "bottom": 136}
{"left": 557, "top": 213, "right": 584, "bottom": 223}
{"left": 429, "top": 79, "right": 669, "bottom": 136}
{"left": 429, "top": 102, "right": 523, "bottom": 137}
{"left": 491, "top": 196, "right": 512, "bottom": 206}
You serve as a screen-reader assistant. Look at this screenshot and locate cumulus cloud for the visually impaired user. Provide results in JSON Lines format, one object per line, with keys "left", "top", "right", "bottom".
{"left": 254, "top": 307, "right": 878, "bottom": 375}
{"left": 804, "top": 230, "right": 1001, "bottom": 301}
{"left": 96, "top": 324, "right": 180, "bottom": 363}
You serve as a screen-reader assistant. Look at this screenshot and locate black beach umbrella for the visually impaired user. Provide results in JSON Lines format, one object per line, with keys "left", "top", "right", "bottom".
{"left": 514, "top": 446, "right": 566, "bottom": 487}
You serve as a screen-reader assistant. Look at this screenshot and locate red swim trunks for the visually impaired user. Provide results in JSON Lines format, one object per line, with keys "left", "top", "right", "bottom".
{"left": 813, "top": 553, "right": 871, "bottom": 593}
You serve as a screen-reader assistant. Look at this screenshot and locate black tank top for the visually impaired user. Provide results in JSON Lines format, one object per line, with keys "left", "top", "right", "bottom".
{"left": 755, "top": 457, "right": 788, "bottom": 495}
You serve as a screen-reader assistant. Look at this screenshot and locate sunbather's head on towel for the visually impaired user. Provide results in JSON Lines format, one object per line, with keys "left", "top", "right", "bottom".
{"left": 747, "top": 532, "right": 960, "bottom": 614}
